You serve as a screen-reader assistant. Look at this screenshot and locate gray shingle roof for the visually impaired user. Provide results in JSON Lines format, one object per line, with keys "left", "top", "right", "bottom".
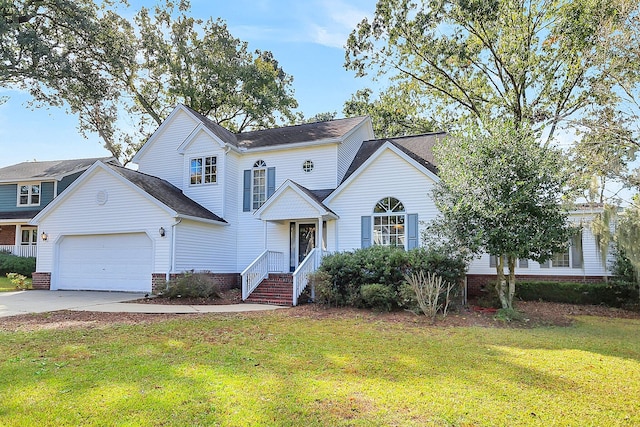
{"left": 107, "top": 164, "right": 226, "bottom": 223}
{"left": 235, "top": 116, "right": 369, "bottom": 149}
{"left": 341, "top": 132, "right": 446, "bottom": 184}
{"left": 0, "top": 157, "right": 117, "bottom": 182}
{"left": 181, "top": 105, "right": 368, "bottom": 149}
{"left": 0, "top": 210, "right": 41, "bottom": 220}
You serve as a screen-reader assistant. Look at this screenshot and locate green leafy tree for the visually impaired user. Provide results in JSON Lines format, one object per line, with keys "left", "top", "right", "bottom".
{"left": 1, "top": 0, "right": 298, "bottom": 162}
{"left": 343, "top": 85, "right": 435, "bottom": 138}
{"left": 431, "top": 120, "right": 574, "bottom": 309}
{"left": 345, "top": 0, "right": 638, "bottom": 144}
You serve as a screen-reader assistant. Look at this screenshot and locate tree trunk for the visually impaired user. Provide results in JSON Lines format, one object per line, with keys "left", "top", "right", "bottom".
{"left": 507, "top": 255, "right": 516, "bottom": 310}
{"left": 495, "top": 255, "right": 511, "bottom": 309}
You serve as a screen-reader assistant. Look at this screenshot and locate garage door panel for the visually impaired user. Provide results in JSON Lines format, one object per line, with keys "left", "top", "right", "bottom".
{"left": 57, "top": 233, "right": 152, "bottom": 292}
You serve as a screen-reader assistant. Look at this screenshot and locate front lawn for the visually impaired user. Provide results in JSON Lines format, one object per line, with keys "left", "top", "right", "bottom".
{"left": 0, "top": 276, "right": 30, "bottom": 292}
{"left": 0, "top": 310, "right": 639, "bottom": 426}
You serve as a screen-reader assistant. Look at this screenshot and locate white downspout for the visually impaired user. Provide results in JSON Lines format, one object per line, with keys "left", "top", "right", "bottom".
{"left": 167, "top": 218, "right": 182, "bottom": 282}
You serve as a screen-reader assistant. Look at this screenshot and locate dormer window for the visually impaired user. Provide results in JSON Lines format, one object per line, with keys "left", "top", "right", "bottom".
{"left": 18, "top": 183, "right": 40, "bottom": 206}
{"left": 190, "top": 156, "right": 217, "bottom": 185}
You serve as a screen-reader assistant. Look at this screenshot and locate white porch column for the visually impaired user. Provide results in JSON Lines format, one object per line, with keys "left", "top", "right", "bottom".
{"left": 263, "top": 220, "right": 268, "bottom": 250}
{"left": 317, "top": 217, "right": 323, "bottom": 258}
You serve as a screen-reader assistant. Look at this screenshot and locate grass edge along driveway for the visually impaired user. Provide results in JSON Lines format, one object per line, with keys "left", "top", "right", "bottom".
{"left": 0, "top": 311, "right": 639, "bottom": 426}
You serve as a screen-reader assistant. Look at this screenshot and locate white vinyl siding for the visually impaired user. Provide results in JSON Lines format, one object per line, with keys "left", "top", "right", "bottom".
{"left": 174, "top": 219, "right": 235, "bottom": 273}
{"left": 328, "top": 148, "right": 439, "bottom": 252}
{"left": 35, "top": 167, "right": 172, "bottom": 277}
{"left": 337, "top": 120, "right": 375, "bottom": 184}
{"left": 136, "top": 109, "right": 197, "bottom": 187}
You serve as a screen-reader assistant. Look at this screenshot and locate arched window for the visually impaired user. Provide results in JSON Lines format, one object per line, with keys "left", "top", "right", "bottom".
{"left": 372, "top": 197, "right": 406, "bottom": 247}
{"left": 252, "top": 160, "right": 267, "bottom": 209}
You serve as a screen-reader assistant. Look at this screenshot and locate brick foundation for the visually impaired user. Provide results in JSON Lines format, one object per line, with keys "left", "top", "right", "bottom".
{"left": 32, "top": 272, "right": 51, "bottom": 290}
{"left": 152, "top": 272, "right": 240, "bottom": 294}
{"left": 466, "top": 274, "right": 610, "bottom": 298}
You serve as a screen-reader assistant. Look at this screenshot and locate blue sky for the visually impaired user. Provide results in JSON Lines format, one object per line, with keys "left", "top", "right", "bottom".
{"left": 0, "top": 0, "right": 378, "bottom": 167}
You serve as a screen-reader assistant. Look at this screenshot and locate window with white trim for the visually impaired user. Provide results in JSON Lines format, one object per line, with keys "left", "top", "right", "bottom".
{"left": 190, "top": 156, "right": 217, "bottom": 185}
{"left": 21, "top": 228, "right": 37, "bottom": 246}
{"left": 17, "top": 183, "right": 40, "bottom": 206}
{"left": 551, "top": 249, "right": 570, "bottom": 267}
{"left": 252, "top": 160, "right": 267, "bottom": 210}
{"left": 373, "top": 197, "right": 406, "bottom": 247}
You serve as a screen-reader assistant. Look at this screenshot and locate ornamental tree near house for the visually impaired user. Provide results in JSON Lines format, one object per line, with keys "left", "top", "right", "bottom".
{"left": 430, "top": 120, "right": 575, "bottom": 309}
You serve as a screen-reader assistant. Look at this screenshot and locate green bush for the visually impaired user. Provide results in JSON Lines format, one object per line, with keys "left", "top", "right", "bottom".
{"left": 161, "top": 272, "right": 221, "bottom": 299}
{"left": 317, "top": 246, "right": 466, "bottom": 310}
{"left": 360, "top": 283, "right": 396, "bottom": 312}
{"left": 516, "top": 281, "right": 636, "bottom": 307}
{"left": 0, "top": 253, "right": 36, "bottom": 277}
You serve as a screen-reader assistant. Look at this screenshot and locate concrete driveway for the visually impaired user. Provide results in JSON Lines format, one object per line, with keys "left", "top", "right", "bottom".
{"left": 0, "top": 290, "right": 145, "bottom": 318}
{"left": 0, "top": 290, "right": 285, "bottom": 317}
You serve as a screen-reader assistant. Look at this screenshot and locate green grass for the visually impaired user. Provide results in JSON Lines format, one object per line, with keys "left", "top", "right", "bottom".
{"left": 0, "top": 276, "right": 30, "bottom": 291}
{"left": 1, "top": 312, "right": 639, "bottom": 426}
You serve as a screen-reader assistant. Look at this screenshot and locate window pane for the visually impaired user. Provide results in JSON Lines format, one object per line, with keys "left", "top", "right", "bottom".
{"left": 552, "top": 251, "right": 570, "bottom": 267}
{"left": 190, "top": 159, "right": 202, "bottom": 185}
{"left": 204, "top": 156, "right": 216, "bottom": 183}
{"left": 20, "top": 185, "right": 29, "bottom": 195}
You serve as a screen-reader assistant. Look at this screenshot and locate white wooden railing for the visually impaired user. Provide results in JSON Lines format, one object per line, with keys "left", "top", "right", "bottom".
{"left": 0, "top": 245, "right": 37, "bottom": 258}
{"left": 241, "top": 250, "right": 284, "bottom": 300}
{"left": 292, "top": 248, "right": 322, "bottom": 306}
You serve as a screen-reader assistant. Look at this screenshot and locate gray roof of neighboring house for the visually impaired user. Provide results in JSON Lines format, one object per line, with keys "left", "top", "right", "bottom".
{"left": 107, "top": 164, "right": 226, "bottom": 223}
{"left": 341, "top": 132, "right": 446, "bottom": 184}
{"left": 0, "top": 157, "right": 118, "bottom": 182}
{"left": 0, "top": 210, "right": 41, "bottom": 220}
{"left": 182, "top": 105, "right": 368, "bottom": 150}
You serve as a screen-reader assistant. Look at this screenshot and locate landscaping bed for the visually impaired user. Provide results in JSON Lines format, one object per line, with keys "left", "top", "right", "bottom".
{"left": 1, "top": 300, "right": 638, "bottom": 332}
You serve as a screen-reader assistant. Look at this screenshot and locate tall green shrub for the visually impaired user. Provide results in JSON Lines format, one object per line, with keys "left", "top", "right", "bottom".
{"left": 0, "top": 253, "right": 36, "bottom": 277}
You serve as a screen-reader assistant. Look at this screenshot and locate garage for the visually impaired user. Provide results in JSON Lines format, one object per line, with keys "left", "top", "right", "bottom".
{"left": 56, "top": 233, "right": 152, "bottom": 292}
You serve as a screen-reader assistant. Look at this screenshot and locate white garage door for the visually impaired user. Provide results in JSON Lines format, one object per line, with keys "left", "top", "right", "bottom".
{"left": 57, "top": 233, "right": 152, "bottom": 292}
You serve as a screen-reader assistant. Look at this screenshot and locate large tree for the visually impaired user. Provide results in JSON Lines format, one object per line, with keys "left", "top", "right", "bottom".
{"left": 1, "top": 0, "right": 298, "bottom": 162}
{"left": 431, "top": 120, "right": 574, "bottom": 309}
{"left": 345, "top": 0, "right": 639, "bottom": 144}
{"left": 343, "top": 85, "right": 435, "bottom": 138}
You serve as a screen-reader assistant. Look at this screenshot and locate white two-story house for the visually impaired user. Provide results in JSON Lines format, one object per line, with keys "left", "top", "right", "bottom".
{"left": 31, "top": 105, "right": 610, "bottom": 303}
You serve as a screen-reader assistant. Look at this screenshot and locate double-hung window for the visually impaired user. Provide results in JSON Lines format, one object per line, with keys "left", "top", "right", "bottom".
{"left": 190, "top": 156, "right": 217, "bottom": 185}
{"left": 17, "top": 183, "right": 40, "bottom": 206}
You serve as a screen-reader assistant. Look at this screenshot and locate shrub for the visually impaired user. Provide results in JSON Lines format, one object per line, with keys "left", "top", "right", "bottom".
{"left": 162, "top": 272, "right": 221, "bottom": 299}
{"left": 403, "top": 271, "right": 454, "bottom": 319}
{"left": 516, "top": 281, "right": 636, "bottom": 307}
{"left": 317, "top": 246, "right": 466, "bottom": 310}
{"left": 308, "top": 270, "right": 337, "bottom": 306}
{"left": 360, "top": 283, "right": 396, "bottom": 312}
{"left": 0, "top": 253, "right": 36, "bottom": 277}
{"left": 6, "top": 272, "right": 30, "bottom": 290}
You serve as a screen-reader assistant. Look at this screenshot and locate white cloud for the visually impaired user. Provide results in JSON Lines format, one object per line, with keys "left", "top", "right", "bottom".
{"left": 305, "top": 0, "right": 373, "bottom": 48}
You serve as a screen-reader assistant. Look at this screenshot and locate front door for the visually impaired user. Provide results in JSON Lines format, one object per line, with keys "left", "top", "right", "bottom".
{"left": 289, "top": 222, "right": 317, "bottom": 272}
{"left": 298, "top": 223, "right": 316, "bottom": 263}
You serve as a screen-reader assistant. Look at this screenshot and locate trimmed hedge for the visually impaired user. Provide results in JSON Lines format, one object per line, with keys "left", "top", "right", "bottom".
{"left": 0, "top": 253, "right": 36, "bottom": 277}
{"left": 516, "top": 281, "right": 637, "bottom": 307}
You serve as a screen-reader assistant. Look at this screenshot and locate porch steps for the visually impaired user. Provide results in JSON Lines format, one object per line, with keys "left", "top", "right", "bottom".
{"left": 245, "top": 273, "right": 293, "bottom": 306}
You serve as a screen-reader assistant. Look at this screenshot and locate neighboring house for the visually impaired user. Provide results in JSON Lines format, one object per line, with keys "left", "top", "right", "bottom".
{"left": 0, "top": 157, "right": 117, "bottom": 258}
{"left": 30, "top": 105, "right": 611, "bottom": 302}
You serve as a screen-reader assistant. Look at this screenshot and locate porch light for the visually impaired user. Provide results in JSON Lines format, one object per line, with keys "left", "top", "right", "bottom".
{"left": 41, "top": 232, "right": 48, "bottom": 241}
{"left": 159, "top": 227, "right": 165, "bottom": 237}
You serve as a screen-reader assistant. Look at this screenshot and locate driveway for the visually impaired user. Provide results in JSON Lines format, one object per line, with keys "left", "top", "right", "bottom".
{"left": 0, "top": 290, "right": 285, "bottom": 317}
{"left": 0, "top": 290, "right": 145, "bottom": 318}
